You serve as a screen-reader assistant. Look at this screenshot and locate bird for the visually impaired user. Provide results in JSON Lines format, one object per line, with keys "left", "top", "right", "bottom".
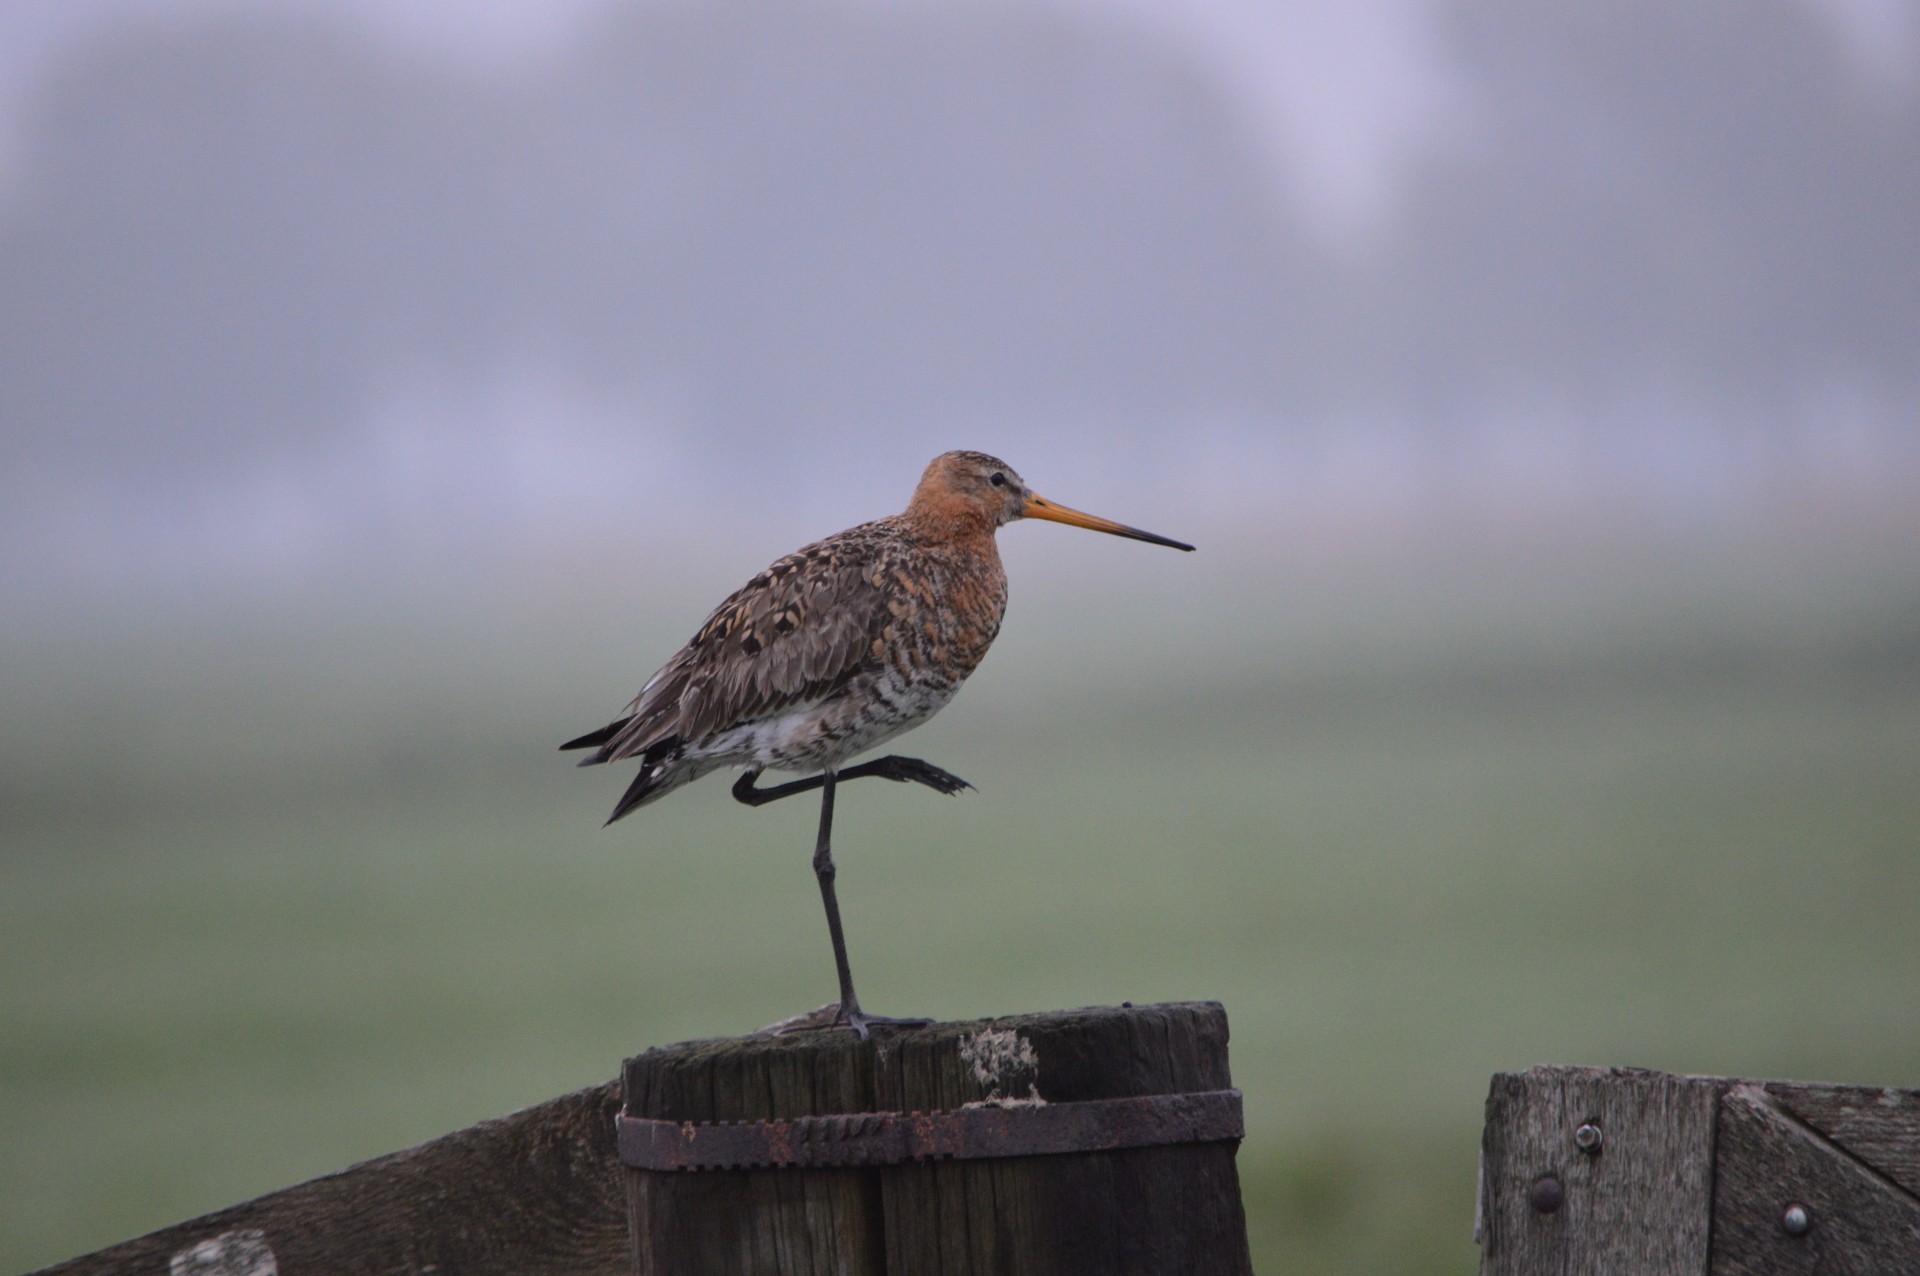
{"left": 562, "top": 450, "right": 1193, "bottom": 1036}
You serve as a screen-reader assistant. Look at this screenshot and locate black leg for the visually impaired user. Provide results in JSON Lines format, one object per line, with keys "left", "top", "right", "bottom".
{"left": 810, "top": 773, "right": 863, "bottom": 1027}
{"left": 732, "top": 755, "right": 971, "bottom": 807}
{"left": 792, "top": 770, "right": 934, "bottom": 1041}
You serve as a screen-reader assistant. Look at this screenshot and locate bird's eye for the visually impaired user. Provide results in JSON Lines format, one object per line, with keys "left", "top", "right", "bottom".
{"left": 989, "top": 471, "right": 1007, "bottom": 488}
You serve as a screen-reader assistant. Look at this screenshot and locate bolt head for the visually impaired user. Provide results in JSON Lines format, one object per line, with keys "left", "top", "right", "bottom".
{"left": 1574, "top": 1122, "right": 1603, "bottom": 1154}
{"left": 1782, "top": 1203, "right": 1811, "bottom": 1237}
{"left": 1529, "top": 1174, "right": 1565, "bottom": 1214}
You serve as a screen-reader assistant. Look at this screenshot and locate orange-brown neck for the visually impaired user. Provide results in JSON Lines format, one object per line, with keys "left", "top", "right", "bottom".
{"left": 903, "top": 478, "right": 999, "bottom": 545}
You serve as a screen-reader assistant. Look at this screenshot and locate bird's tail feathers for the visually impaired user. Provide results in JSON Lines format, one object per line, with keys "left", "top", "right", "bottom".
{"left": 560, "top": 717, "right": 629, "bottom": 761}
{"left": 604, "top": 738, "right": 695, "bottom": 825}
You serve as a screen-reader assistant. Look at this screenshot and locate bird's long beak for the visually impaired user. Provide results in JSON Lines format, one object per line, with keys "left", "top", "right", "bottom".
{"left": 1021, "top": 493, "right": 1195, "bottom": 552}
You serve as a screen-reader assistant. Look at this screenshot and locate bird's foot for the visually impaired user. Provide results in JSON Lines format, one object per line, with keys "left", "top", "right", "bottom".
{"left": 868, "top": 756, "right": 972, "bottom": 795}
{"left": 760, "top": 1001, "right": 932, "bottom": 1040}
{"left": 834, "top": 1001, "right": 933, "bottom": 1041}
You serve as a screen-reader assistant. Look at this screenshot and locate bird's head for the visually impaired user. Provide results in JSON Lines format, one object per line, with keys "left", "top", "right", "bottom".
{"left": 908, "top": 451, "right": 1195, "bottom": 551}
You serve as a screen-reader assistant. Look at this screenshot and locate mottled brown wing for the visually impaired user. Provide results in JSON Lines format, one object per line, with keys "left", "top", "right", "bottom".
{"left": 597, "top": 527, "right": 895, "bottom": 762}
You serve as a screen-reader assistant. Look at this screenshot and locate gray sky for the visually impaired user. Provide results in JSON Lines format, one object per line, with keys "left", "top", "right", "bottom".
{"left": 2, "top": 0, "right": 1916, "bottom": 601}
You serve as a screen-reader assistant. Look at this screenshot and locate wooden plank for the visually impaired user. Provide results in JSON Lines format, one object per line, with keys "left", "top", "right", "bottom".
{"left": 1477, "top": 1066, "right": 1717, "bottom": 1276}
{"left": 33, "top": 1081, "right": 630, "bottom": 1276}
{"left": 1765, "top": 1080, "right": 1920, "bottom": 1199}
{"left": 1709, "top": 1084, "right": 1920, "bottom": 1275}
{"left": 622, "top": 1001, "right": 1252, "bottom": 1275}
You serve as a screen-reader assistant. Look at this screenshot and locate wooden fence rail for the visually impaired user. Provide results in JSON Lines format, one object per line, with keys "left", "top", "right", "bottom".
{"left": 1477, "top": 1065, "right": 1920, "bottom": 1275}
{"left": 33, "top": 1001, "right": 1250, "bottom": 1276}
{"left": 31, "top": 1081, "right": 631, "bottom": 1276}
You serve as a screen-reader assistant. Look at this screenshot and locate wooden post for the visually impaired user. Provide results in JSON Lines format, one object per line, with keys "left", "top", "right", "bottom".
{"left": 622, "top": 1001, "right": 1253, "bottom": 1275}
{"left": 1477, "top": 1065, "right": 1920, "bottom": 1275}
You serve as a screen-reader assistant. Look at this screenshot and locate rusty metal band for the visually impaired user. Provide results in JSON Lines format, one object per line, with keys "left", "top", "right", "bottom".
{"left": 617, "top": 1088, "right": 1242, "bottom": 1171}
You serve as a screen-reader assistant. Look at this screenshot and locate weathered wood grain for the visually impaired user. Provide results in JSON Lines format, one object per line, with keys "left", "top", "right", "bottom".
{"left": 1479, "top": 1068, "right": 1920, "bottom": 1275}
{"left": 623, "top": 1023, "right": 887, "bottom": 1276}
{"left": 1709, "top": 1084, "right": 1920, "bottom": 1274}
{"left": 32, "top": 1080, "right": 629, "bottom": 1276}
{"left": 876, "top": 1002, "right": 1251, "bottom": 1275}
{"left": 1766, "top": 1080, "right": 1920, "bottom": 1200}
{"left": 623, "top": 1001, "right": 1252, "bottom": 1276}
{"left": 1477, "top": 1066, "right": 1718, "bottom": 1276}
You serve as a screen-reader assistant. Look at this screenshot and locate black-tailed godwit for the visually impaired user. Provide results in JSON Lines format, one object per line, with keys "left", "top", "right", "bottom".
{"left": 563, "top": 450, "right": 1192, "bottom": 1035}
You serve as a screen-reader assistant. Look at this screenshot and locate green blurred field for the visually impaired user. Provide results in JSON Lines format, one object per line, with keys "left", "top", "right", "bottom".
{"left": 5, "top": 525, "right": 1919, "bottom": 1273}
